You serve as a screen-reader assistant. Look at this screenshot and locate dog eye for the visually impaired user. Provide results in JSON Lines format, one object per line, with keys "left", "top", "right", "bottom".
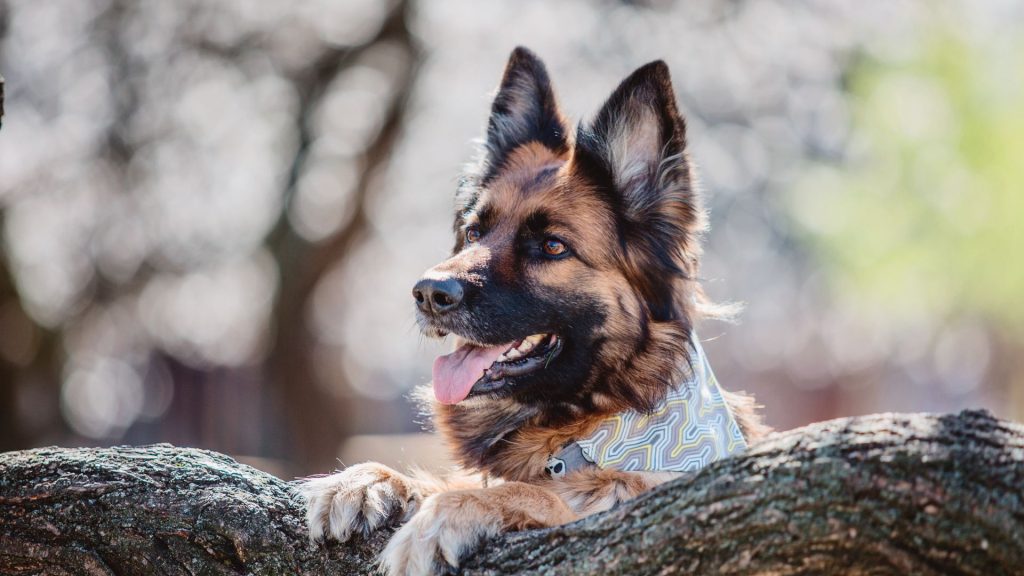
{"left": 465, "top": 226, "right": 481, "bottom": 244}
{"left": 542, "top": 238, "right": 568, "bottom": 257}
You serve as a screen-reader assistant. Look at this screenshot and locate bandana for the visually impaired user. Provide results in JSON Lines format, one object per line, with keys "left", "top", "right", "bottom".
{"left": 545, "top": 335, "right": 747, "bottom": 478}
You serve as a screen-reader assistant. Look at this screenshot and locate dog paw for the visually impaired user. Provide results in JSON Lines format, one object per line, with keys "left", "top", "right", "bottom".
{"left": 301, "top": 462, "right": 418, "bottom": 542}
{"left": 379, "top": 491, "right": 503, "bottom": 576}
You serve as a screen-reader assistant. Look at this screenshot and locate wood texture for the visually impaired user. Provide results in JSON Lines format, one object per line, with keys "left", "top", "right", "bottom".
{"left": 1, "top": 409, "right": 1021, "bottom": 575}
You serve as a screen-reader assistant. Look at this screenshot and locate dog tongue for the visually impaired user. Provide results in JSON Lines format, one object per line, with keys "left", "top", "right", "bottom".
{"left": 432, "top": 342, "right": 511, "bottom": 405}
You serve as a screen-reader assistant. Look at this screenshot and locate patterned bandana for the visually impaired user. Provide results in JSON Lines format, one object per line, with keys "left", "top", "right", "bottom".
{"left": 545, "top": 335, "right": 747, "bottom": 478}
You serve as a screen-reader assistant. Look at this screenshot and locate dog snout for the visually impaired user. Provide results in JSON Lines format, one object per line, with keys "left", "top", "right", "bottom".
{"left": 413, "top": 277, "right": 464, "bottom": 315}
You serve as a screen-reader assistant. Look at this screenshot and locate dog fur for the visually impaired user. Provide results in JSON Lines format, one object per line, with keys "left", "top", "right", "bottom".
{"left": 303, "top": 46, "right": 768, "bottom": 576}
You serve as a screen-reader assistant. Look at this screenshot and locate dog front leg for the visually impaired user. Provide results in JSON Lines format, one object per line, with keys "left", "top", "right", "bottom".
{"left": 301, "top": 462, "right": 479, "bottom": 542}
{"left": 545, "top": 468, "right": 681, "bottom": 516}
{"left": 380, "top": 481, "right": 576, "bottom": 576}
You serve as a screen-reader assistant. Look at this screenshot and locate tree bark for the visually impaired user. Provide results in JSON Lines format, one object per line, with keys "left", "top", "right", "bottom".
{"left": 1, "top": 409, "right": 1021, "bottom": 575}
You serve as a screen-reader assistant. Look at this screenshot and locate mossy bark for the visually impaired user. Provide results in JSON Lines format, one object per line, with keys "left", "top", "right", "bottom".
{"left": 1, "top": 410, "right": 1022, "bottom": 575}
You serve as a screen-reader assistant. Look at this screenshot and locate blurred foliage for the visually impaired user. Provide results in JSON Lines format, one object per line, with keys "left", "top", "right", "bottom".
{"left": 791, "top": 21, "right": 1024, "bottom": 330}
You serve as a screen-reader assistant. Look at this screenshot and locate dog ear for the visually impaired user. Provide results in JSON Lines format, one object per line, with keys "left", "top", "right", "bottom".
{"left": 576, "top": 61, "right": 694, "bottom": 219}
{"left": 481, "top": 47, "right": 569, "bottom": 177}
{"left": 575, "top": 61, "right": 703, "bottom": 321}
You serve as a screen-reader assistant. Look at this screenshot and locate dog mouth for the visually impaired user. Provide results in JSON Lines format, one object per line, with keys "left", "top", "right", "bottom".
{"left": 432, "top": 333, "right": 563, "bottom": 405}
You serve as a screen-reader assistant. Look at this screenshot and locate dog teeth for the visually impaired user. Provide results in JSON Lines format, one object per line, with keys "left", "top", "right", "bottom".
{"left": 514, "top": 334, "right": 546, "bottom": 355}
{"left": 523, "top": 334, "right": 547, "bottom": 347}
{"left": 516, "top": 340, "right": 536, "bottom": 355}
{"left": 496, "top": 334, "right": 551, "bottom": 363}
{"left": 500, "top": 348, "right": 524, "bottom": 362}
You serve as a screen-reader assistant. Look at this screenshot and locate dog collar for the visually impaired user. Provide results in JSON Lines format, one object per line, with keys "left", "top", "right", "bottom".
{"left": 545, "top": 335, "right": 747, "bottom": 478}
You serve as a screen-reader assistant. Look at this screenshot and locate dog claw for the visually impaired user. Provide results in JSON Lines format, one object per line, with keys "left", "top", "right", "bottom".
{"left": 300, "top": 462, "right": 415, "bottom": 543}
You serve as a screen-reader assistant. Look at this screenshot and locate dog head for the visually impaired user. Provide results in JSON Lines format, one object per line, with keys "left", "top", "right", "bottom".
{"left": 415, "top": 47, "right": 710, "bottom": 417}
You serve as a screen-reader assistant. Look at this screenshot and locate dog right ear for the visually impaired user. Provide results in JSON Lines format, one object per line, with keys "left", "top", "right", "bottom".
{"left": 574, "top": 61, "right": 702, "bottom": 322}
{"left": 480, "top": 47, "right": 569, "bottom": 178}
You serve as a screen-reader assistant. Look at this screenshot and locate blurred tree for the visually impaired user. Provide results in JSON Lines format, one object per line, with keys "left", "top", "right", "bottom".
{"left": 0, "top": 0, "right": 417, "bottom": 474}
{"left": 792, "top": 27, "right": 1024, "bottom": 326}
{"left": 0, "top": 256, "right": 28, "bottom": 451}
{"left": 789, "top": 19, "right": 1024, "bottom": 417}
{"left": 264, "top": 2, "right": 417, "bottom": 472}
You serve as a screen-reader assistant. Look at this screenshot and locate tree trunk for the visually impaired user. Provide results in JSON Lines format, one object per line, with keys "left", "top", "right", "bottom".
{"left": 1, "top": 410, "right": 1021, "bottom": 575}
{"left": 263, "top": 0, "right": 418, "bottom": 475}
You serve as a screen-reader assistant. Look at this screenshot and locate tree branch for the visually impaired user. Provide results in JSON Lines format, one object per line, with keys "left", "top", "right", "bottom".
{"left": 1, "top": 410, "right": 1021, "bottom": 575}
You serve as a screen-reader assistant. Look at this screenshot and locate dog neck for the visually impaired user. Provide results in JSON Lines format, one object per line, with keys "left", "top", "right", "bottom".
{"left": 545, "top": 335, "right": 747, "bottom": 478}
{"left": 431, "top": 396, "right": 541, "bottom": 478}
{"left": 431, "top": 333, "right": 746, "bottom": 481}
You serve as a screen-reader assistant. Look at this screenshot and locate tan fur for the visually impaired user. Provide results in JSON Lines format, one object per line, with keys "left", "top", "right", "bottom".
{"left": 543, "top": 468, "right": 680, "bottom": 516}
{"left": 476, "top": 148, "right": 620, "bottom": 272}
{"left": 300, "top": 462, "right": 481, "bottom": 543}
{"left": 381, "top": 482, "right": 576, "bottom": 575}
{"left": 722, "top": 387, "right": 772, "bottom": 443}
{"left": 432, "top": 400, "right": 610, "bottom": 482}
{"left": 608, "top": 108, "right": 662, "bottom": 197}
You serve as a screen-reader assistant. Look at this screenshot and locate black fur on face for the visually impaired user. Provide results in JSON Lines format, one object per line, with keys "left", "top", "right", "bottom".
{"left": 457, "top": 291, "right": 607, "bottom": 412}
{"left": 417, "top": 47, "right": 709, "bottom": 423}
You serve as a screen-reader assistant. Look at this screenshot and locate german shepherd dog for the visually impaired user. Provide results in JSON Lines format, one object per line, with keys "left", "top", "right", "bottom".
{"left": 303, "top": 47, "right": 768, "bottom": 575}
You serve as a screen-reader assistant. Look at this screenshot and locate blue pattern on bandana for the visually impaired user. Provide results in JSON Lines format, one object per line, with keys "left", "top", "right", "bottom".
{"left": 545, "top": 335, "right": 746, "bottom": 477}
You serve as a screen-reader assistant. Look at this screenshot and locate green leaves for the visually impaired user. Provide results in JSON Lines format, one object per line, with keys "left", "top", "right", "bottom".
{"left": 789, "top": 23, "right": 1024, "bottom": 330}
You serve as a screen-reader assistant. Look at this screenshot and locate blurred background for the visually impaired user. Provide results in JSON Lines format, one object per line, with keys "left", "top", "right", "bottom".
{"left": 0, "top": 0, "right": 1021, "bottom": 479}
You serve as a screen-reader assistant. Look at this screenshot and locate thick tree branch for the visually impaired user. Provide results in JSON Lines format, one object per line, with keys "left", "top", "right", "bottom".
{"left": 1, "top": 410, "right": 1021, "bottom": 575}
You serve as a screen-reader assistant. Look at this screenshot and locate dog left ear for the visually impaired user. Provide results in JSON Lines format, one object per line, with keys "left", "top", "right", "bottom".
{"left": 575, "top": 61, "right": 703, "bottom": 321}
{"left": 481, "top": 47, "right": 570, "bottom": 178}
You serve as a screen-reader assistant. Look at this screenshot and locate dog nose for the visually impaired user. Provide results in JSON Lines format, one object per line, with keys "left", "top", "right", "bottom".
{"left": 413, "top": 277, "right": 464, "bottom": 314}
